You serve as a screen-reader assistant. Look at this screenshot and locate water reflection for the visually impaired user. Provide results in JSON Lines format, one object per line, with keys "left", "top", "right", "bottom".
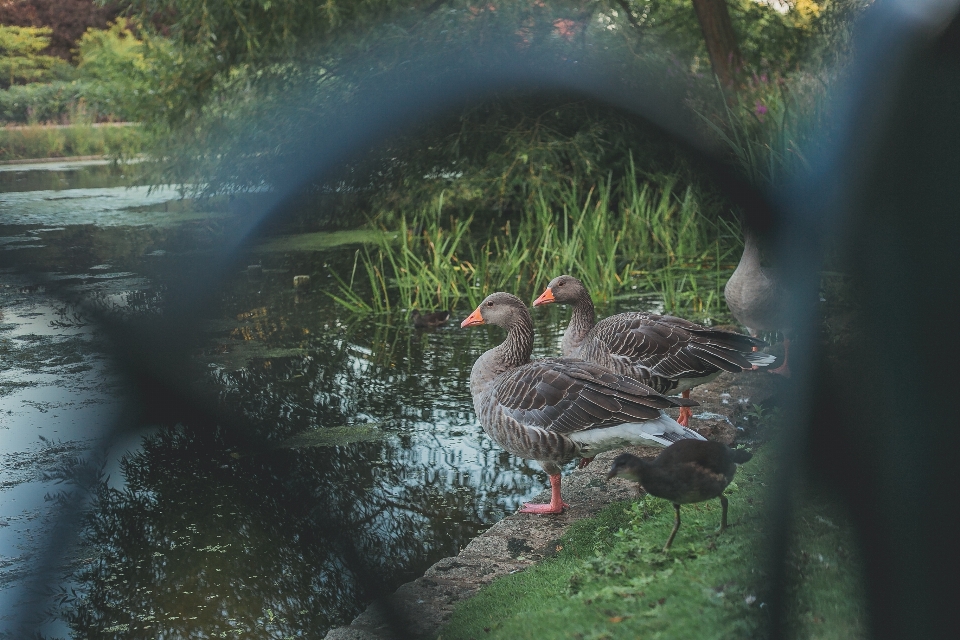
{"left": 59, "top": 286, "right": 570, "bottom": 637}
{"left": 0, "top": 161, "right": 133, "bottom": 194}
{"left": 0, "top": 164, "right": 622, "bottom": 638}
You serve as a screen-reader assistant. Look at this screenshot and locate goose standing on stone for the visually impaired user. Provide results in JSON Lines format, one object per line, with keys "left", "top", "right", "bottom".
{"left": 533, "top": 275, "right": 774, "bottom": 427}
{"left": 606, "top": 440, "right": 752, "bottom": 551}
{"left": 461, "top": 292, "right": 704, "bottom": 514}
{"left": 724, "top": 225, "right": 792, "bottom": 376}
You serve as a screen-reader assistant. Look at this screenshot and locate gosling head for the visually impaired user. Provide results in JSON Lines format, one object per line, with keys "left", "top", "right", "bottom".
{"left": 606, "top": 452, "right": 646, "bottom": 482}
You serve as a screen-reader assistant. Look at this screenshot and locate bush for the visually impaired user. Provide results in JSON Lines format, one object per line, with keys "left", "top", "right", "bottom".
{"left": 0, "top": 19, "right": 171, "bottom": 125}
{"left": 74, "top": 19, "right": 163, "bottom": 122}
{"left": 0, "top": 80, "right": 83, "bottom": 123}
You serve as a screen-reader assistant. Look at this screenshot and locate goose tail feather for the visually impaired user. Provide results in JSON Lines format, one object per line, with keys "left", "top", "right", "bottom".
{"left": 635, "top": 414, "right": 707, "bottom": 446}
{"left": 746, "top": 351, "right": 777, "bottom": 367}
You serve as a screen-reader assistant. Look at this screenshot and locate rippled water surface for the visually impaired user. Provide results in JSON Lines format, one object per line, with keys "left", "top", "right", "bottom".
{"left": 0, "top": 163, "right": 600, "bottom": 638}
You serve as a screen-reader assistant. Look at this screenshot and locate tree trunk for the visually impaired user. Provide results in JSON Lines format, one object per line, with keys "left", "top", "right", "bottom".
{"left": 691, "top": 0, "right": 742, "bottom": 88}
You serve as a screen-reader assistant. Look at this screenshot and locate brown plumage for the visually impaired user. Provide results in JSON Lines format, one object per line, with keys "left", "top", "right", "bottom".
{"left": 606, "top": 440, "right": 753, "bottom": 551}
{"left": 412, "top": 309, "right": 452, "bottom": 328}
{"left": 462, "top": 292, "right": 704, "bottom": 515}
{"left": 533, "top": 275, "right": 773, "bottom": 426}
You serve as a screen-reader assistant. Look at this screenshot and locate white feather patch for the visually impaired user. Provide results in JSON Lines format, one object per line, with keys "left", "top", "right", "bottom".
{"left": 572, "top": 412, "right": 705, "bottom": 455}
{"left": 746, "top": 352, "right": 777, "bottom": 367}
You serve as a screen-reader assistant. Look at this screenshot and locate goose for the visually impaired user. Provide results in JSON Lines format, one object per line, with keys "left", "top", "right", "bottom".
{"left": 724, "top": 225, "right": 791, "bottom": 376}
{"left": 461, "top": 292, "right": 704, "bottom": 515}
{"left": 533, "top": 275, "right": 774, "bottom": 426}
{"left": 411, "top": 309, "right": 452, "bottom": 328}
{"left": 606, "top": 440, "right": 753, "bottom": 551}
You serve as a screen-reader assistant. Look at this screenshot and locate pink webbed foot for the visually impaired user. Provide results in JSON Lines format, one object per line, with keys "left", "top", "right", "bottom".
{"left": 577, "top": 456, "right": 595, "bottom": 469}
{"left": 520, "top": 473, "right": 569, "bottom": 514}
{"left": 769, "top": 363, "right": 791, "bottom": 377}
{"left": 520, "top": 500, "right": 571, "bottom": 514}
{"left": 768, "top": 338, "right": 791, "bottom": 378}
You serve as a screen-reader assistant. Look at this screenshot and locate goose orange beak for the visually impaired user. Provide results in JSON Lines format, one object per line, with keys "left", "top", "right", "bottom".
{"left": 460, "top": 308, "right": 485, "bottom": 327}
{"left": 532, "top": 287, "right": 555, "bottom": 306}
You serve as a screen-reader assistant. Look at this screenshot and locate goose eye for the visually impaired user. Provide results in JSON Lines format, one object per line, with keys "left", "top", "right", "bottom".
{"left": 486, "top": 301, "right": 494, "bottom": 307}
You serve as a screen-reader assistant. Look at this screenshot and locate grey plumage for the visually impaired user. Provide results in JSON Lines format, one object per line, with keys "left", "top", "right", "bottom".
{"left": 723, "top": 226, "right": 796, "bottom": 377}
{"left": 462, "top": 292, "right": 703, "bottom": 514}
{"left": 724, "top": 226, "right": 789, "bottom": 334}
{"left": 534, "top": 275, "right": 771, "bottom": 395}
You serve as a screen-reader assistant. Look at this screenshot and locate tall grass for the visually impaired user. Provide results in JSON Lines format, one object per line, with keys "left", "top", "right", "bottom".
{"left": 0, "top": 123, "right": 144, "bottom": 161}
{"left": 331, "top": 165, "right": 741, "bottom": 320}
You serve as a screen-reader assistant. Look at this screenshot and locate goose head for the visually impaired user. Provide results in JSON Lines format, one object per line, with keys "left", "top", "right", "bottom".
{"left": 461, "top": 292, "right": 530, "bottom": 329}
{"left": 533, "top": 275, "right": 589, "bottom": 307}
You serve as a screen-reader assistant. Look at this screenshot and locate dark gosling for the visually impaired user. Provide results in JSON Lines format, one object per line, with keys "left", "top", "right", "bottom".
{"left": 412, "top": 310, "right": 452, "bottom": 328}
{"left": 607, "top": 440, "right": 752, "bottom": 551}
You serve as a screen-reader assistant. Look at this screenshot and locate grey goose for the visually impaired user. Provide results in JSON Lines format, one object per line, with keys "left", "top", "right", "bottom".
{"left": 533, "top": 275, "right": 774, "bottom": 426}
{"left": 724, "top": 225, "right": 792, "bottom": 376}
{"left": 461, "top": 292, "right": 704, "bottom": 515}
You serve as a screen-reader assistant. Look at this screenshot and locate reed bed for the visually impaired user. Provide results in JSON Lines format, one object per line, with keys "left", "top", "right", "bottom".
{"left": 0, "top": 123, "right": 144, "bottom": 161}
{"left": 330, "top": 167, "right": 741, "bottom": 321}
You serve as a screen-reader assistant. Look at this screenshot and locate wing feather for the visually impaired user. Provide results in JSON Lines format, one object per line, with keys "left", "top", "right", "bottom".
{"left": 494, "top": 358, "right": 688, "bottom": 436}
{"left": 584, "top": 312, "right": 768, "bottom": 380}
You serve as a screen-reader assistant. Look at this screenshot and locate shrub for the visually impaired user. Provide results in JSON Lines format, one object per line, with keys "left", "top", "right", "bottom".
{"left": 0, "top": 80, "right": 83, "bottom": 123}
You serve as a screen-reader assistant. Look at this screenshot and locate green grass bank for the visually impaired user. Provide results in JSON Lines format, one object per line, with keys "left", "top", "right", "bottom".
{"left": 438, "top": 445, "right": 868, "bottom": 640}
{"left": 0, "top": 123, "right": 144, "bottom": 162}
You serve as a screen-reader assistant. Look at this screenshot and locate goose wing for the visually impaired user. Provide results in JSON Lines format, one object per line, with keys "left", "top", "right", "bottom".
{"left": 493, "top": 357, "right": 688, "bottom": 436}
{"left": 587, "top": 313, "right": 766, "bottom": 380}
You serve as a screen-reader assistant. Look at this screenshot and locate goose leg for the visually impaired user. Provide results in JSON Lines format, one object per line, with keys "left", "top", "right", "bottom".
{"left": 520, "top": 473, "right": 570, "bottom": 514}
{"left": 769, "top": 338, "right": 791, "bottom": 377}
{"left": 576, "top": 456, "right": 595, "bottom": 469}
{"left": 663, "top": 503, "right": 681, "bottom": 551}
{"left": 719, "top": 494, "right": 729, "bottom": 533}
{"left": 677, "top": 390, "right": 693, "bottom": 427}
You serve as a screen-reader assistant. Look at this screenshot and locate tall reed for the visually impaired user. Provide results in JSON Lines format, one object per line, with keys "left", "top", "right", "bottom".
{"left": 331, "top": 167, "right": 741, "bottom": 320}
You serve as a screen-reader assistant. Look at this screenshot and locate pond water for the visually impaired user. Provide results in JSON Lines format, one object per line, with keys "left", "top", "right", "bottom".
{"left": 0, "top": 163, "right": 627, "bottom": 638}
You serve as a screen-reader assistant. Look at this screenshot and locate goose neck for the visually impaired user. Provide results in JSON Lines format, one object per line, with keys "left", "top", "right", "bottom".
{"left": 495, "top": 313, "right": 534, "bottom": 368}
{"left": 571, "top": 294, "right": 596, "bottom": 333}
{"left": 740, "top": 227, "right": 762, "bottom": 263}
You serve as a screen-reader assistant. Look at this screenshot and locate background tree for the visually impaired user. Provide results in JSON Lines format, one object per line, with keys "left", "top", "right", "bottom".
{"left": 690, "top": 0, "right": 742, "bottom": 87}
{"left": 0, "top": 0, "right": 120, "bottom": 60}
{"left": 0, "top": 24, "right": 59, "bottom": 87}
{"left": 104, "top": 0, "right": 867, "bottom": 202}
